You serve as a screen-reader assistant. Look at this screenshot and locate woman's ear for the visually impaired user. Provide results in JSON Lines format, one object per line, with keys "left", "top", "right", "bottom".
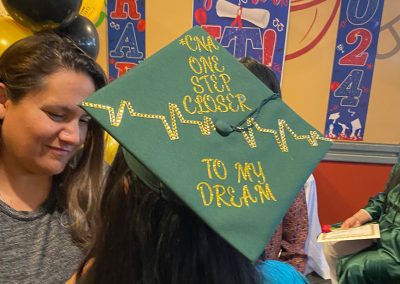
{"left": 0, "top": 83, "right": 9, "bottom": 119}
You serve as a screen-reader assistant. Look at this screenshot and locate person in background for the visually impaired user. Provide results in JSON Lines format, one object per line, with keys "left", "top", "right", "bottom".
{"left": 323, "top": 160, "right": 400, "bottom": 284}
{"left": 0, "top": 32, "right": 106, "bottom": 283}
{"left": 240, "top": 57, "right": 308, "bottom": 273}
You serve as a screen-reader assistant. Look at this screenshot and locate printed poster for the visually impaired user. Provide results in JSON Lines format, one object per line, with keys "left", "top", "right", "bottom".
{"left": 107, "top": 0, "right": 146, "bottom": 81}
{"left": 193, "top": 0, "right": 291, "bottom": 83}
{"left": 324, "top": 0, "right": 384, "bottom": 141}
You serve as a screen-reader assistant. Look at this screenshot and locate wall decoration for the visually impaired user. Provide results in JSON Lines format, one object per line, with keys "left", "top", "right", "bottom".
{"left": 324, "top": 0, "right": 385, "bottom": 141}
{"left": 193, "top": 0, "right": 291, "bottom": 83}
{"left": 107, "top": 0, "right": 145, "bottom": 81}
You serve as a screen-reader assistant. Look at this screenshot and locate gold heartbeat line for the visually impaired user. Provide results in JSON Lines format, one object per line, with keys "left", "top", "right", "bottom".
{"left": 82, "top": 100, "right": 331, "bottom": 150}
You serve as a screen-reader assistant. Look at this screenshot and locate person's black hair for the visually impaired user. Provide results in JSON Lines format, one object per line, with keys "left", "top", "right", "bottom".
{"left": 80, "top": 148, "right": 261, "bottom": 284}
{"left": 239, "top": 57, "right": 281, "bottom": 96}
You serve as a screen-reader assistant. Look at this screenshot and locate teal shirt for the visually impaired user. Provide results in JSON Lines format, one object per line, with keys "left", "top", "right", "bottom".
{"left": 256, "top": 260, "right": 309, "bottom": 284}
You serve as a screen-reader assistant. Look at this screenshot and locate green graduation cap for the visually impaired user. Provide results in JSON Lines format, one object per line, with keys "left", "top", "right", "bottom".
{"left": 82, "top": 26, "right": 331, "bottom": 262}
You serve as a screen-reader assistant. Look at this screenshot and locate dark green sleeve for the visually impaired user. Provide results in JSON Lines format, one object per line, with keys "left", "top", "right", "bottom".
{"left": 363, "top": 162, "right": 400, "bottom": 220}
{"left": 363, "top": 192, "right": 386, "bottom": 221}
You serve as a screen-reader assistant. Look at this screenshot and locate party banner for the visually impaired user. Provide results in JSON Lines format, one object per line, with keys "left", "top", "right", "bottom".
{"left": 107, "top": 0, "right": 145, "bottom": 81}
{"left": 324, "top": 0, "right": 384, "bottom": 141}
{"left": 193, "top": 0, "right": 290, "bottom": 83}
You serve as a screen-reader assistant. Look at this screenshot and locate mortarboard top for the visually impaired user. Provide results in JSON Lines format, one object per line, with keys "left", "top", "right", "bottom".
{"left": 82, "top": 26, "right": 331, "bottom": 262}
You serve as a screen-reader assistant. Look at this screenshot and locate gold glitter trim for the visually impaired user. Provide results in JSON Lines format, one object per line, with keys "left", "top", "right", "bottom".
{"left": 82, "top": 100, "right": 215, "bottom": 141}
{"left": 82, "top": 100, "right": 331, "bottom": 150}
{"left": 252, "top": 119, "right": 331, "bottom": 151}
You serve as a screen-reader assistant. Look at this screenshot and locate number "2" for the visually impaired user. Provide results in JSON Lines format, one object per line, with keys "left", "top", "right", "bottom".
{"left": 339, "top": 28, "right": 372, "bottom": 66}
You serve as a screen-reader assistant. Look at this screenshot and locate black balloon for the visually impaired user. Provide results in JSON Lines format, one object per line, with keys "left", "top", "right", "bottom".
{"left": 57, "top": 15, "right": 100, "bottom": 59}
{"left": 2, "top": 0, "right": 82, "bottom": 32}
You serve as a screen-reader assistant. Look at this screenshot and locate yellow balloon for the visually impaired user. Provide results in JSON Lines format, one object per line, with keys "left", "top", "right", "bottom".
{"left": 0, "top": 1, "right": 8, "bottom": 17}
{"left": 104, "top": 133, "right": 119, "bottom": 165}
{"left": 0, "top": 16, "right": 33, "bottom": 56}
{"left": 79, "top": 0, "right": 104, "bottom": 23}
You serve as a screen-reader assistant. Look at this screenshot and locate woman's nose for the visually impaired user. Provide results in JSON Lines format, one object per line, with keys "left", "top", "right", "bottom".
{"left": 58, "top": 120, "right": 84, "bottom": 146}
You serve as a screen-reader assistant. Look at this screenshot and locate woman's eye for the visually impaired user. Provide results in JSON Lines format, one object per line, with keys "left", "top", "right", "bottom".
{"left": 46, "top": 112, "right": 65, "bottom": 122}
{"left": 79, "top": 117, "right": 91, "bottom": 124}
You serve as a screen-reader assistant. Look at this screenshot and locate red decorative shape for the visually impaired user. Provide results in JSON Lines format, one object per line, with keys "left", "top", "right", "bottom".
{"left": 194, "top": 8, "right": 207, "bottom": 25}
{"left": 115, "top": 62, "right": 136, "bottom": 77}
{"left": 263, "top": 29, "right": 276, "bottom": 66}
{"left": 231, "top": 7, "right": 243, "bottom": 29}
{"left": 202, "top": 25, "right": 222, "bottom": 40}
{"left": 339, "top": 28, "right": 371, "bottom": 66}
{"left": 137, "top": 19, "right": 145, "bottom": 32}
{"left": 203, "top": 0, "right": 213, "bottom": 11}
{"left": 321, "top": 224, "right": 331, "bottom": 233}
{"left": 330, "top": 81, "right": 340, "bottom": 91}
{"left": 110, "top": 0, "right": 140, "bottom": 20}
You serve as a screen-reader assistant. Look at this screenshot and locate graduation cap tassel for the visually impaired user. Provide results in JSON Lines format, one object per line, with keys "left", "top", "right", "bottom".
{"left": 215, "top": 93, "right": 280, "bottom": 137}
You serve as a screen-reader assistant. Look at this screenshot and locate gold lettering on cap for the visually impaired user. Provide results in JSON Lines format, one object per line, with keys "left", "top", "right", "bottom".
{"left": 178, "top": 35, "right": 219, "bottom": 53}
{"left": 196, "top": 158, "right": 277, "bottom": 208}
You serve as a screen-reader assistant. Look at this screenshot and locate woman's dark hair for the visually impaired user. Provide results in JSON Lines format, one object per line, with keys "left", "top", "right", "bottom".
{"left": 0, "top": 31, "right": 107, "bottom": 247}
{"left": 0, "top": 31, "right": 106, "bottom": 101}
{"left": 80, "top": 148, "right": 261, "bottom": 284}
{"left": 239, "top": 57, "right": 281, "bottom": 96}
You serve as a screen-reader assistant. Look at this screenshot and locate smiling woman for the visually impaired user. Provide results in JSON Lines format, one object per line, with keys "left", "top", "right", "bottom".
{"left": 1, "top": 70, "right": 95, "bottom": 175}
{"left": 0, "top": 32, "right": 106, "bottom": 283}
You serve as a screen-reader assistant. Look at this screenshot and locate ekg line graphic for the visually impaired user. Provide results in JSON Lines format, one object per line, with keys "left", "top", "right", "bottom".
{"left": 82, "top": 100, "right": 331, "bottom": 150}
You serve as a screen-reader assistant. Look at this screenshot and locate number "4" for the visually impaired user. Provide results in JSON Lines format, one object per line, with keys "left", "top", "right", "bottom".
{"left": 334, "top": 69, "right": 363, "bottom": 107}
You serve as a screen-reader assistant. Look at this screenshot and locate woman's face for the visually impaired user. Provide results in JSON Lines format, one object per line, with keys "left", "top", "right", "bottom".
{"left": 0, "top": 70, "right": 95, "bottom": 176}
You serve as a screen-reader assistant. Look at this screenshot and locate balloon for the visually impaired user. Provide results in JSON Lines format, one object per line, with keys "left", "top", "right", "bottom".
{"left": 330, "top": 81, "right": 340, "bottom": 91}
{"left": 0, "top": 16, "right": 33, "bottom": 56}
{"left": 2, "top": 0, "right": 82, "bottom": 32}
{"left": 0, "top": 1, "right": 8, "bottom": 16}
{"left": 104, "top": 133, "right": 119, "bottom": 165}
{"left": 194, "top": 8, "right": 207, "bottom": 25}
{"left": 57, "top": 15, "right": 100, "bottom": 59}
{"left": 79, "top": 0, "right": 103, "bottom": 24}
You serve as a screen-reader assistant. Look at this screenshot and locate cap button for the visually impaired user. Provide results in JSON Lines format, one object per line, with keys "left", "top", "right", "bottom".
{"left": 215, "top": 120, "right": 233, "bottom": 137}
